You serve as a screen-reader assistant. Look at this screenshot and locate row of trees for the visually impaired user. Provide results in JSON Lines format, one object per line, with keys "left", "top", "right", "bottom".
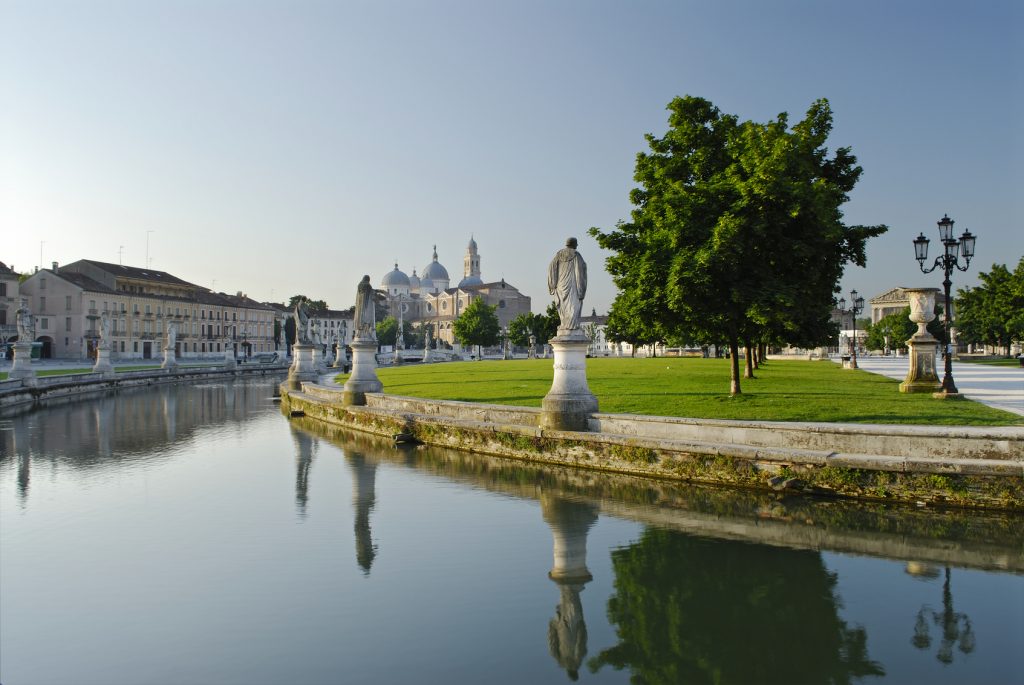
{"left": 955, "top": 258, "right": 1024, "bottom": 356}
{"left": 591, "top": 95, "right": 887, "bottom": 394}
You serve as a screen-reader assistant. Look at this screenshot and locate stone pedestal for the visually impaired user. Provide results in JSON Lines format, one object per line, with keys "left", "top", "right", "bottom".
{"left": 93, "top": 345, "right": 114, "bottom": 376}
{"left": 287, "top": 343, "right": 318, "bottom": 390}
{"left": 541, "top": 334, "right": 598, "bottom": 431}
{"left": 343, "top": 339, "right": 383, "bottom": 405}
{"left": 8, "top": 342, "right": 36, "bottom": 382}
{"left": 899, "top": 288, "right": 941, "bottom": 394}
{"left": 161, "top": 346, "right": 178, "bottom": 371}
{"left": 223, "top": 346, "right": 237, "bottom": 369}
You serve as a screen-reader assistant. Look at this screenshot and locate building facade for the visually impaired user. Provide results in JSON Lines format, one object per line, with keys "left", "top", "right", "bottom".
{"left": 18, "top": 260, "right": 277, "bottom": 360}
{"left": 0, "top": 261, "right": 20, "bottom": 354}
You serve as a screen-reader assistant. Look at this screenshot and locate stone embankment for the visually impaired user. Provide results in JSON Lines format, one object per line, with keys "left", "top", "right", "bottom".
{"left": 284, "top": 382, "right": 1024, "bottom": 510}
{"left": 0, "top": 363, "right": 288, "bottom": 411}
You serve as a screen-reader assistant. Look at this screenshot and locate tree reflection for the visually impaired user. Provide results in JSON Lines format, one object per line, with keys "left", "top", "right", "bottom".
{"left": 911, "top": 566, "right": 975, "bottom": 664}
{"left": 591, "top": 528, "right": 884, "bottom": 684}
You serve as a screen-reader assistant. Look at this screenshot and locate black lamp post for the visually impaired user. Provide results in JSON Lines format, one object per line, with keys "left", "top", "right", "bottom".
{"left": 837, "top": 290, "right": 865, "bottom": 369}
{"left": 914, "top": 214, "right": 976, "bottom": 396}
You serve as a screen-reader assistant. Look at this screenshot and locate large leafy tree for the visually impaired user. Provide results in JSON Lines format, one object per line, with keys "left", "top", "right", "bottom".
{"left": 453, "top": 298, "right": 500, "bottom": 359}
{"left": 864, "top": 306, "right": 943, "bottom": 352}
{"left": 956, "top": 259, "right": 1024, "bottom": 356}
{"left": 591, "top": 96, "right": 886, "bottom": 394}
{"left": 508, "top": 305, "right": 559, "bottom": 349}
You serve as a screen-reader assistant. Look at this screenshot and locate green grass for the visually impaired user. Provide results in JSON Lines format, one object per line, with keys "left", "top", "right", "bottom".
{"left": 334, "top": 357, "right": 1023, "bottom": 426}
{"left": 958, "top": 357, "right": 1023, "bottom": 367}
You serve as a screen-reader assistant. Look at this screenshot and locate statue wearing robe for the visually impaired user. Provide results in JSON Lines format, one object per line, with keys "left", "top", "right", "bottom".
{"left": 548, "top": 238, "right": 588, "bottom": 335}
{"left": 294, "top": 302, "right": 311, "bottom": 345}
{"left": 354, "top": 275, "right": 376, "bottom": 341}
{"left": 15, "top": 299, "right": 35, "bottom": 341}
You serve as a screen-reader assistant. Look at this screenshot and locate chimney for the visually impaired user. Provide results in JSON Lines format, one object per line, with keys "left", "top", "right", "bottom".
{"left": 52, "top": 261, "right": 59, "bottom": 271}
{"left": 237, "top": 291, "right": 243, "bottom": 297}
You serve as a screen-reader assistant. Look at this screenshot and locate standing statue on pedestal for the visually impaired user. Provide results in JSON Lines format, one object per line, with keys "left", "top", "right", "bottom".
{"left": 548, "top": 237, "right": 588, "bottom": 336}
{"left": 166, "top": 321, "right": 177, "bottom": 350}
{"left": 16, "top": 299, "right": 35, "bottom": 342}
{"left": 98, "top": 311, "right": 112, "bottom": 350}
{"left": 354, "top": 275, "right": 377, "bottom": 341}
{"left": 294, "top": 302, "right": 311, "bottom": 345}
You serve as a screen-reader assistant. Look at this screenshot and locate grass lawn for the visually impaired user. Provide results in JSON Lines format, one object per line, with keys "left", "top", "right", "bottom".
{"left": 958, "top": 357, "right": 1023, "bottom": 368}
{"left": 334, "top": 357, "right": 1022, "bottom": 426}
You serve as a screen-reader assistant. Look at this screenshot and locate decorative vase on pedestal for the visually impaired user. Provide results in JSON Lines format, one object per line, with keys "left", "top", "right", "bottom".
{"left": 899, "top": 288, "right": 941, "bottom": 393}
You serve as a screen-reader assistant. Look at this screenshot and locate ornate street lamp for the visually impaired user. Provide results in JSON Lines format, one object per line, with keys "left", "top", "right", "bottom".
{"left": 837, "top": 290, "right": 865, "bottom": 369}
{"left": 914, "top": 214, "right": 977, "bottom": 396}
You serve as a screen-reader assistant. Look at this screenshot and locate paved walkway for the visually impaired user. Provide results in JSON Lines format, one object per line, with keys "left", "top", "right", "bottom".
{"left": 841, "top": 356, "right": 1024, "bottom": 416}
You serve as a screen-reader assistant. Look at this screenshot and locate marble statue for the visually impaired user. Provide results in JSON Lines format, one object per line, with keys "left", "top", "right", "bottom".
{"left": 16, "top": 299, "right": 35, "bottom": 341}
{"left": 294, "top": 302, "right": 311, "bottom": 345}
{"left": 548, "top": 238, "right": 587, "bottom": 335}
{"left": 166, "top": 321, "right": 177, "bottom": 349}
{"left": 99, "top": 311, "right": 112, "bottom": 349}
{"left": 354, "top": 275, "right": 376, "bottom": 341}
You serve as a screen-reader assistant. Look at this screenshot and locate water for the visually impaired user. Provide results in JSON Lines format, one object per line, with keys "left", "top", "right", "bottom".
{"left": 2, "top": 378, "right": 1022, "bottom": 685}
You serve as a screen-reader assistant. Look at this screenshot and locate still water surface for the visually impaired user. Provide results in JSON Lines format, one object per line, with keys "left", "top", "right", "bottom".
{"left": 1, "top": 378, "right": 1022, "bottom": 684}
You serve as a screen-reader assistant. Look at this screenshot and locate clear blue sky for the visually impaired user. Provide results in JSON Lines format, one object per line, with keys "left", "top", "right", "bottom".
{"left": 2, "top": 0, "right": 1021, "bottom": 314}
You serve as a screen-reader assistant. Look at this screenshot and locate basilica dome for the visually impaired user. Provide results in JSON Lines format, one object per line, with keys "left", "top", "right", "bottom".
{"left": 381, "top": 263, "right": 410, "bottom": 288}
{"left": 422, "top": 246, "right": 449, "bottom": 282}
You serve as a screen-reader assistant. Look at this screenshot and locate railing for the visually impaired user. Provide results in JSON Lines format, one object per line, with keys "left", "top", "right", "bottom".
{"left": 87, "top": 308, "right": 99, "bottom": 317}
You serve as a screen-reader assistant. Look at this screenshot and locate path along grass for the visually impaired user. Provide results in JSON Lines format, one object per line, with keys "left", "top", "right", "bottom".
{"left": 335, "top": 357, "right": 1022, "bottom": 426}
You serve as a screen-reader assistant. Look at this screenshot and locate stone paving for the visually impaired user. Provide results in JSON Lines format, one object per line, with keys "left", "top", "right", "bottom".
{"left": 841, "top": 356, "right": 1024, "bottom": 416}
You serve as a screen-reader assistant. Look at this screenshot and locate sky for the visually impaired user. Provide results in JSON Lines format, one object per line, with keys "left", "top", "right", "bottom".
{"left": 2, "top": 0, "right": 1021, "bottom": 315}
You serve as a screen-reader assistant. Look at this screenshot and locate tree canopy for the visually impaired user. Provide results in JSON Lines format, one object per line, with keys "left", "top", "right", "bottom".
{"left": 864, "top": 306, "right": 943, "bottom": 352}
{"left": 288, "top": 294, "right": 327, "bottom": 313}
{"left": 508, "top": 304, "right": 559, "bottom": 348}
{"left": 453, "top": 298, "right": 500, "bottom": 357}
{"left": 955, "top": 258, "right": 1024, "bottom": 356}
{"left": 590, "top": 96, "right": 886, "bottom": 394}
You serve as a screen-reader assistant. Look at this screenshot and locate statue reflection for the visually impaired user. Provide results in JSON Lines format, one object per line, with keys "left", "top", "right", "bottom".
{"left": 348, "top": 452, "right": 378, "bottom": 575}
{"left": 541, "top": 492, "right": 598, "bottom": 681}
{"left": 291, "top": 425, "right": 317, "bottom": 518}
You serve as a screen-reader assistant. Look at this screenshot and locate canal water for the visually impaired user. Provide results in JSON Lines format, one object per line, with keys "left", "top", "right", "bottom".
{"left": 1, "top": 378, "right": 1022, "bottom": 685}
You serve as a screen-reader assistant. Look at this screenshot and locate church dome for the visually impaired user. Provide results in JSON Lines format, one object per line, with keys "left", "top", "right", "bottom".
{"left": 422, "top": 245, "right": 449, "bottom": 281}
{"left": 467, "top": 236, "right": 478, "bottom": 251}
{"left": 408, "top": 268, "right": 421, "bottom": 291}
{"left": 458, "top": 275, "right": 483, "bottom": 288}
{"left": 381, "top": 263, "right": 410, "bottom": 288}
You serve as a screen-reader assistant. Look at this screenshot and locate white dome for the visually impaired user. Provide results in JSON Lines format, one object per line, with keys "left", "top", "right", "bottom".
{"left": 408, "top": 268, "right": 421, "bottom": 290}
{"left": 458, "top": 275, "right": 483, "bottom": 288}
{"left": 382, "top": 263, "right": 410, "bottom": 287}
{"left": 422, "top": 245, "right": 449, "bottom": 281}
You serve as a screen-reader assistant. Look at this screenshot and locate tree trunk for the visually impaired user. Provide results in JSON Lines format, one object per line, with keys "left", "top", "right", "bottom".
{"left": 744, "top": 340, "right": 756, "bottom": 378}
{"left": 729, "top": 339, "right": 741, "bottom": 395}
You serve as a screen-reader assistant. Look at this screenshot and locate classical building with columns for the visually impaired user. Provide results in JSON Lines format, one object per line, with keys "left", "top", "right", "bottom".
{"left": 379, "top": 238, "right": 532, "bottom": 345}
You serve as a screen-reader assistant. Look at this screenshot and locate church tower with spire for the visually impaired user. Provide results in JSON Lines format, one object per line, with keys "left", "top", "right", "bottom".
{"left": 459, "top": 236, "right": 483, "bottom": 288}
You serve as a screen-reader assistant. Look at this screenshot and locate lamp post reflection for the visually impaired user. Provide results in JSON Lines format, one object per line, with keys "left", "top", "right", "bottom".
{"left": 541, "top": 493, "right": 599, "bottom": 681}
{"left": 911, "top": 566, "right": 976, "bottom": 664}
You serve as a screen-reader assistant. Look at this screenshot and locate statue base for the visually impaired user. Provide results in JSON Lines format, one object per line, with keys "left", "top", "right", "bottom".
{"left": 161, "top": 348, "right": 178, "bottom": 371}
{"left": 899, "top": 336, "right": 941, "bottom": 393}
{"left": 93, "top": 346, "right": 115, "bottom": 376}
{"left": 343, "top": 339, "right": 383, "bottom": 406}
{"left": 541, "top": 335, "right": 598, "bottom": 432}
{"left": 287, "top": 344, "right": 319, "bottom": 390}
{"left": 8, "top": 342, "right": 36, "bottom": 382}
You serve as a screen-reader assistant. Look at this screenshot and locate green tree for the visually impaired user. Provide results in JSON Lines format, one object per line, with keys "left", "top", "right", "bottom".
{"left": 507, "top": 313, "right": 535, "bottom": 348}
{"left": 956, "top": 259, "right": 1024, "bottom": 356}
{"left": 453, "top": 298, "right": 500, "bottom": 359}
{"left": 376, "top": 316, "right": 398, "bottom": 347}
{"left": 288, "top": 294, "right": 328, "bottom": 313}
{"left": 590, "top": 96, "right": 886, "bottom": 394}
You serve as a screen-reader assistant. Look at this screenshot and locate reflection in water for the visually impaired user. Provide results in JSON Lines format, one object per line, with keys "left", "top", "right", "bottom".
{"left": 590, "top": 529, "right": 885, "bottom": 684}
{"left": 348, "top": 452, "right": 378, "bottom": 575}
{"left": 912, "top": 567, "right": 976, "bottom": 664}
{"left": 541, "top": 494, "right": 599, "bottom": 681}
{"left": 0, "top": 380, "right": 277, "bottom": 506}
{"left": 292, "top": 425, "right": 317, "bottom": 517}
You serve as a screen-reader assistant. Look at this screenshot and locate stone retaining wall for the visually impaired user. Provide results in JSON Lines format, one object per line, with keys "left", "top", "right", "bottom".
{"left": 0, "top": 364, "right": 289, "bottom": 411}
{"left": 285, "top": 382, "right": 1024, "bottom": 510}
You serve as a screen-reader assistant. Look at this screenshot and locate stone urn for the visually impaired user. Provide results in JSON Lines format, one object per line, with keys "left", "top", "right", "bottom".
{"left": 899, "top": 287, "right": 941, "bottom": 393}
{"left": 907, "top": 288, "right": 939, "bottom": 339}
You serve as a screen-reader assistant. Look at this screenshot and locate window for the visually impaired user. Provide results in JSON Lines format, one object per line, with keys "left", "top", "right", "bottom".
{"left": 40, "top": 278, "right": 46, "bottom": 290}
{"left": 0, "top": 310, "right": 5, "bottom": 325}
{"left": 0, "top": 282, "right": 5, "bottom": 296}
{"left": 134, "top": 342, "right": 138, "bottom": 352}
{"left": 499, "top": 300, "right": 506, "bottom": 308}
{"left": 39, "top": 296, "right": 46, "bottom": 311}
{"left": 90, "top": 300, "right": 96, "bottom": 310}
{"left": 66, "top": 317, "right": 71, "bottom": 331}
{"left": 145, "top": 304, "right": 151, "bottom": 315}
{"left": 120, "top": 341, "right": 125, "bottom": 352}
{"left": 41, "top": 318, "right": 48, "bottom": 330}
{"left": 133, "top": 304, "right": 139, "bottom": 314}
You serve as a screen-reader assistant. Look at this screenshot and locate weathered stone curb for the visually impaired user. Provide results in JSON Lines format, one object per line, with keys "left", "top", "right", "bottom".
{"left": 284, "top": 383, "right": 1024, "bottom": 510}
{"left": 0, "top": 363, "right": 289, "bottom": 411}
